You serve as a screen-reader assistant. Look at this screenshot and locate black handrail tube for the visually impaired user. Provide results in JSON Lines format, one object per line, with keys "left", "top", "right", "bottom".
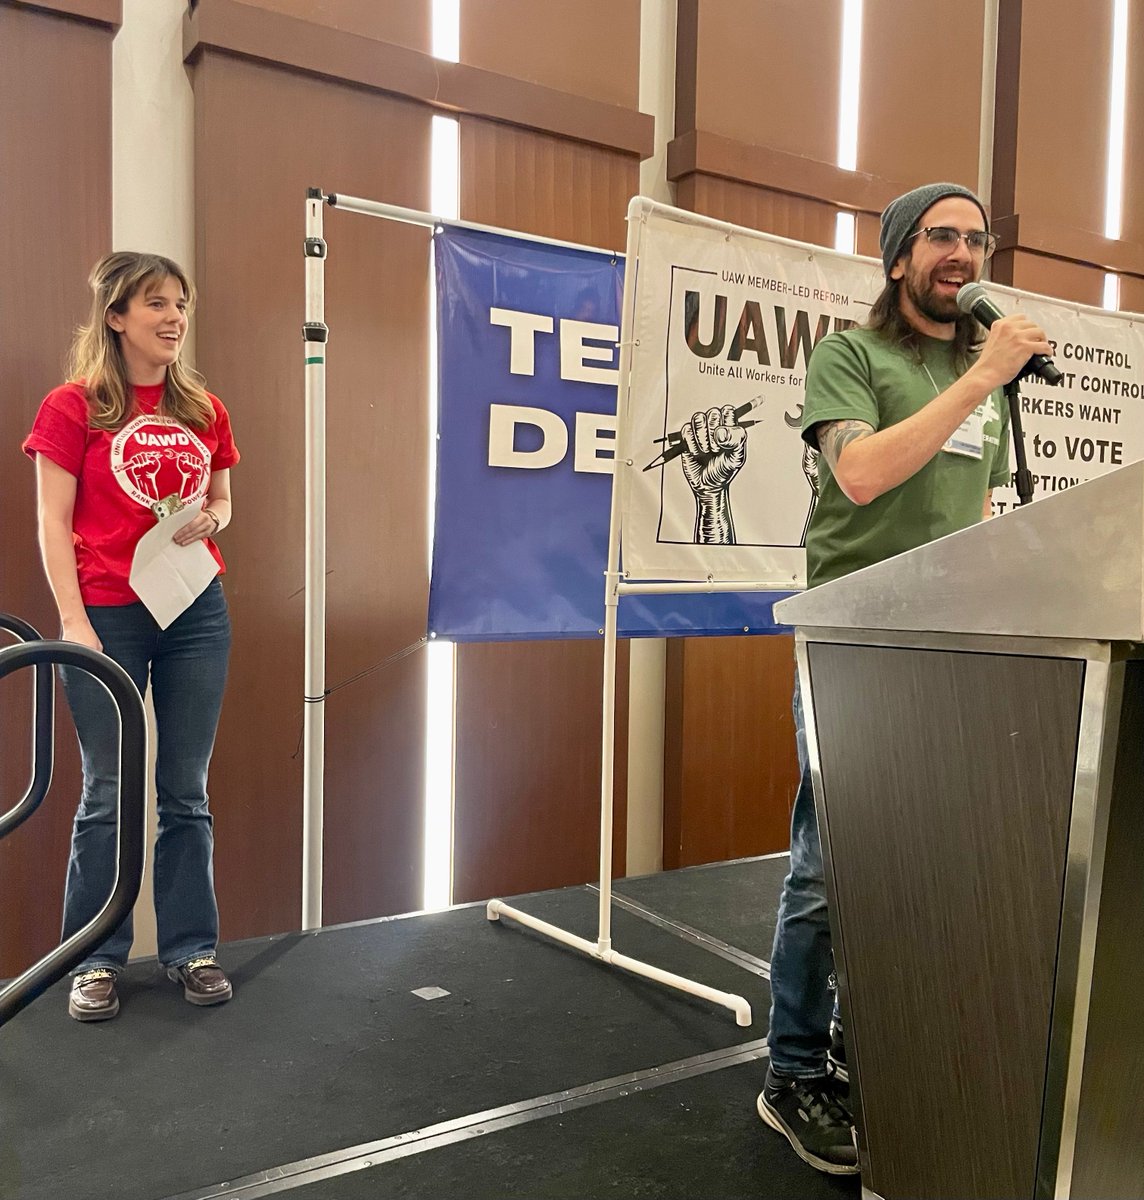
{"left": 0, "top": 614, "right": 54, "bottom": 839}
{"left": 0, "top": 642, "right": 146, "bottom": 1026}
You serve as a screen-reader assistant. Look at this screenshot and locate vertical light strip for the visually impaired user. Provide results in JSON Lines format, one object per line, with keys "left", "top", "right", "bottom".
{"left": 423, "top": 633, "right": 456, "bottom": 910}
{"left": 430, "top": 115, "right": 460, "bottom": 219}
{"left": 1104, "top": 0, "right": 1129, "bottom": 240}
{"left": 1103, "top": 0, "right": 1129, "bottom": 309}
{"left": 978, "top": 0, "right": 1000, "bottom": 202}
{"left": 424, "top": 2, "right": 461, "bottom": 910}
{"left": 432, "top": 0, "right": 460, "bottom": 62}
{"left": 834, "top": 0, "right": 863, "bottom": 254}
{"left": 837, "top": 0, "right": 863, "bottom": 172}
{"left": 834, "top": 212, "right": 856, "bottom": 254}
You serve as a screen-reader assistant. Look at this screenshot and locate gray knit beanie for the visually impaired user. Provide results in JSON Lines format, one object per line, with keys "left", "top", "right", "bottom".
{"left": 879, "top": 182, "right": 989, "bottom": 276}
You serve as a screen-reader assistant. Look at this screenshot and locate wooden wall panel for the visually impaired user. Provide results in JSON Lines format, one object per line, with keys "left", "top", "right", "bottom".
{"left": 1007, "top": 0, "right": 1112, "bottom": 234}
{"left": 664, "top": 636, "right": 799, "bottom": 870}
{"left": 675, "top": 176, "right": 840, "bottom": 250}
{"left": 224, "top": 0, "right": 430, "bottom": 49}
{"left": 459, "top": 117, "right": 636, "bottom": 251}
{"left": 995, "top": 250, "right": 1107, "bottom": 309}
{"left": 0, "top": 3, "right": 113, "bottom": 977}
{"left": 190, "top": 51, "right": 431, "bottom": 935}
{"left": 671, "top": 1, "right": 898, "bottom": 245}
{"left": 685, "top": 0, "right": 841, "bottom": 165}
{"left": 461, "top": 0, "right": 640, "bottom": 110}
{"left": 991, "top": 0, "right": 1137, "bottom": 298}
{"left": 1121, "top": 275, "right": 1144, "bottom": 317}
{"left": 452, "top": 639, "right": 629, "bottom": 902}
{"left": 4, "top": 0, "right": 118, "bottom": 22}
{"left": 452, "top": 116, "right": 638, "bottom": 901}
{"left": 855, "top": 210, "right": 882, "bottom": 259}
{"left": 186, "top": 1, "right": 651, "bottom": 161}
{"left": 859, "top": 0, "right": 985, "bottom": 189}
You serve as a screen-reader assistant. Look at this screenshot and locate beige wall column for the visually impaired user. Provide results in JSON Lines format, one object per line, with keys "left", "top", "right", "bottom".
{"left": 0, "top": 0, "right": 119, "bottom": 980}
{"left": 624, "top": 0, "right": 678, "bottom": 877}
{"left": 111, "top": 0, "right": 195, "bottom": 959}
{"left": 112, "top": 0, "right": 194, "bottom": 287}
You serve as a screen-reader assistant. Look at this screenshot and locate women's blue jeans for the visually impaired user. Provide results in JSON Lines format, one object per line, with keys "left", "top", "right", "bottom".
{"left": 59, "top": 578, "right": 231, "bottom": 972}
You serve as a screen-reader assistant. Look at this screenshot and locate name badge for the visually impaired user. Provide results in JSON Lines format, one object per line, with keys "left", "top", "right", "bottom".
{"left": 942, "top": 408, "right": 984, "bottom": 459}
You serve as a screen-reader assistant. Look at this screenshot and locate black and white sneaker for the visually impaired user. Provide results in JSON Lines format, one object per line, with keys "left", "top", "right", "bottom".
{"left": 828, "top": 1020, "right": 848, "bottom": 1083}
{"left": 757, "top": 1066, "right": 858, "bottom": 1175}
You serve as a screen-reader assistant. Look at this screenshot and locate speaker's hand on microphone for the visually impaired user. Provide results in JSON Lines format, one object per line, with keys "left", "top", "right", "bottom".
{"left": 973, "top": 314, "right": 1054, "bottom": 390}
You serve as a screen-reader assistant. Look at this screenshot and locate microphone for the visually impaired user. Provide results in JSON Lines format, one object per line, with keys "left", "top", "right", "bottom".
{"left": 956, "top": 282, "right": 1064, "bottom": 385}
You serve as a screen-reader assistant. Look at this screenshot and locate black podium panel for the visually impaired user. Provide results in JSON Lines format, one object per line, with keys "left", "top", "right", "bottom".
{"left": 807, "top": 642, "right": 1083, "bottom": 1200}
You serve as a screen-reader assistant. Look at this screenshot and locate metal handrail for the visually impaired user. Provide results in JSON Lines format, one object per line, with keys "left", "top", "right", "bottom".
{"left": 0, "top": 641, "right": 146, "bottom": 1026}
{"left": 0, "top": 614, "right": 54, "bottom": 839}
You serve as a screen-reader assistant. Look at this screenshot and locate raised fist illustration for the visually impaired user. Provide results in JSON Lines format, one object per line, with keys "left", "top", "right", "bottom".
{"left": 174, "top": 450, "right": 206, "bottom": 498}
{"left": 678, "top": 405, "right": 747, "bottom": 545}
{"left": 125, "top": 451, "right": 163, "bottom": 500}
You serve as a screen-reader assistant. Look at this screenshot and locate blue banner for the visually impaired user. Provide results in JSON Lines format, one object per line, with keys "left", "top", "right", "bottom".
{"left": 429, "top": 226, "right": 790, "bottom": 640}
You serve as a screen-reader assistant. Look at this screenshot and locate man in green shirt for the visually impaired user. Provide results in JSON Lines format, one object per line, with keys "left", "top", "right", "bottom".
{"left": 758, "top": 182, "right": 1053, "bottom": 1175}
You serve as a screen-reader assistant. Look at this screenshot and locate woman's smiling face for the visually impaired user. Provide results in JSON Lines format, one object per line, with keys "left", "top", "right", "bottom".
{"left": 106, "top": 274, "right": 188, "bottom": 384}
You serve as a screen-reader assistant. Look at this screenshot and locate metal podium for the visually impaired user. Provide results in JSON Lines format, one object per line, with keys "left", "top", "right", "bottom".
{"left": 774, "top": 462, "right": 1144, "bottom": 1200}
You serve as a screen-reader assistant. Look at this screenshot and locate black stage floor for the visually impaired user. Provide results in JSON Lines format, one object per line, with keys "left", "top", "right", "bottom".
{"left": 0, "top": 854, "right": 858, "bottom": 1200}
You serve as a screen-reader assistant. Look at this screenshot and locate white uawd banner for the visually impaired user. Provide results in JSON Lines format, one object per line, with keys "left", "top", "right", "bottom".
{"left": 617, "top": 198, "right": 1144, "bottom": 586}
{"left": 619, "top": 201, "right": 882, "bottom": 583}
{"left": 978, "top": 287, "right": 1144, "bottom": 514}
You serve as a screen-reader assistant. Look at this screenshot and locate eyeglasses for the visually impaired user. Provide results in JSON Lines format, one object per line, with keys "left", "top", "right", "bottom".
{"left": 906, "top": 226, "right": 998, "bottom": 259}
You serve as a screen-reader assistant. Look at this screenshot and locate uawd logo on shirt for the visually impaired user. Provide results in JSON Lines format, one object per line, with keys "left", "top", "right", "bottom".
{"left": 110, "top": 415, "right": 211, "bottom": 507}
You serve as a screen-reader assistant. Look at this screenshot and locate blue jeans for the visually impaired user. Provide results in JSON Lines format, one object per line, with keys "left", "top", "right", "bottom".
{"left": 60, "top": 579, "right": 231, "bottom": 973}
{"left": 767, "top": 676, "right": 840, "bottom": 1078}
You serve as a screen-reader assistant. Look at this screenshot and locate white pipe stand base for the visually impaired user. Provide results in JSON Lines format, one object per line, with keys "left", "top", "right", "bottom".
{"left": 487, "top": 899, "right": 753, "bottom": 1027}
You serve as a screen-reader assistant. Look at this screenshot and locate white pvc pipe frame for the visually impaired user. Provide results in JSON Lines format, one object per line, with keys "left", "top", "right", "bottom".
{"left": 304, "top": 189, "right": 767, "bottom": 1026}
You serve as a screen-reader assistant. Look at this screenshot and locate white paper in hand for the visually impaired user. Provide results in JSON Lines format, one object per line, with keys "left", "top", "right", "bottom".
{"left": 129, "top": 500, "right": 220, "bottom": 629}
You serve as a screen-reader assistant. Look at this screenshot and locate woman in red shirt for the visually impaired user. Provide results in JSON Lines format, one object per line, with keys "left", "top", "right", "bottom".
{"left": 24, "top": 252, "right": 239, "bottom": 1022}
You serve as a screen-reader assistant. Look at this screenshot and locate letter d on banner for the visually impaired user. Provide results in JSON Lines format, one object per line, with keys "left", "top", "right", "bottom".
{"left": 488, "top": 403, "right": 568, "bottom": 469}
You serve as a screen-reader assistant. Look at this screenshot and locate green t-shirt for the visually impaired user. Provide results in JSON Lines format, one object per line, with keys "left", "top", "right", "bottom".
{"left": 801, "top": 327, "right": 1011, "bottom": 588}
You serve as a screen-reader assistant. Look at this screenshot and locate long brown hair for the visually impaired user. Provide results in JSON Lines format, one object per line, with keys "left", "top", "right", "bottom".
{"left": 67, "top": 251, "right": 213, "bottom": 431}
{"left": 865, "top": 276, "right": 982, "bottom": 370}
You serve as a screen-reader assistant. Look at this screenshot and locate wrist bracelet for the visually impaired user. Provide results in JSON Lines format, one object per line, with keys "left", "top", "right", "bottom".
{"left": 203, "top": 508, "right": 221, "bottom": 535}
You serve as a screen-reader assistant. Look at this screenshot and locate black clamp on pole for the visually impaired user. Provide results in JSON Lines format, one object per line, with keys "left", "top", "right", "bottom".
{"left": 304, "top": 237, "right": 327, "bottom": 259}
{"left": 1005, "top": 377, "right": 1035, "bottom": 506}
{"left": 303, "top": 322, "right": 329, "bottom": 343}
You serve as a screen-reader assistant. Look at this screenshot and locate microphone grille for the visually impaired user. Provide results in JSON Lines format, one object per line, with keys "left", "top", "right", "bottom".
{"left": 956, "top": 281, "right": 988, "bottom": 315}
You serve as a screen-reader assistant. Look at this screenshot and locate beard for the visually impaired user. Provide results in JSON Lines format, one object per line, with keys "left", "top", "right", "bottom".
{"left": 902, "top": 265, "right": 963, "bottom": 325}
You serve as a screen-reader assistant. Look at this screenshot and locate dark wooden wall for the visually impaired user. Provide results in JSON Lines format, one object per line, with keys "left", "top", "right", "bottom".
{"left": 991, "top": 0, "right": 1144, "bottom": 306}
{"left": 1, "top": 0, "right": 1142, "bottom": 973}
{"left": 450, "top": 4, "right": 643, "bottom": 901}
{"left": 0, "top": 0, "right": 119, "bottom": 976}
{"left": 188, "top": 41, "right": 434, "bottom": 933}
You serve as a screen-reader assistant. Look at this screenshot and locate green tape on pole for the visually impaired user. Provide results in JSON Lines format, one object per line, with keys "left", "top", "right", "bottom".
{"left": 305, "top": 356, "right": 324, "bottom": 364}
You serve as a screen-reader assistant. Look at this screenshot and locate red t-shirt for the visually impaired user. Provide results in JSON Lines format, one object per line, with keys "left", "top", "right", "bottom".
{"left": 23, "top": 381, "right": 241, "bottom": 606}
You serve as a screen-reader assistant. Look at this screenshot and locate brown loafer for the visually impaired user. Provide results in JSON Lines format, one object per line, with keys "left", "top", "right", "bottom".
{"left": 166, "top": 955, "right": 233, "bottom": 1006}
{"left": 68, "top": 968, "right": 120, "bottom": 1022}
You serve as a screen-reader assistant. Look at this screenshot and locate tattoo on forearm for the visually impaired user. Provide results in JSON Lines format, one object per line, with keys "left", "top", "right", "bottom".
{"left": 817, "top": 419, "right": 875, "bottom": 472}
